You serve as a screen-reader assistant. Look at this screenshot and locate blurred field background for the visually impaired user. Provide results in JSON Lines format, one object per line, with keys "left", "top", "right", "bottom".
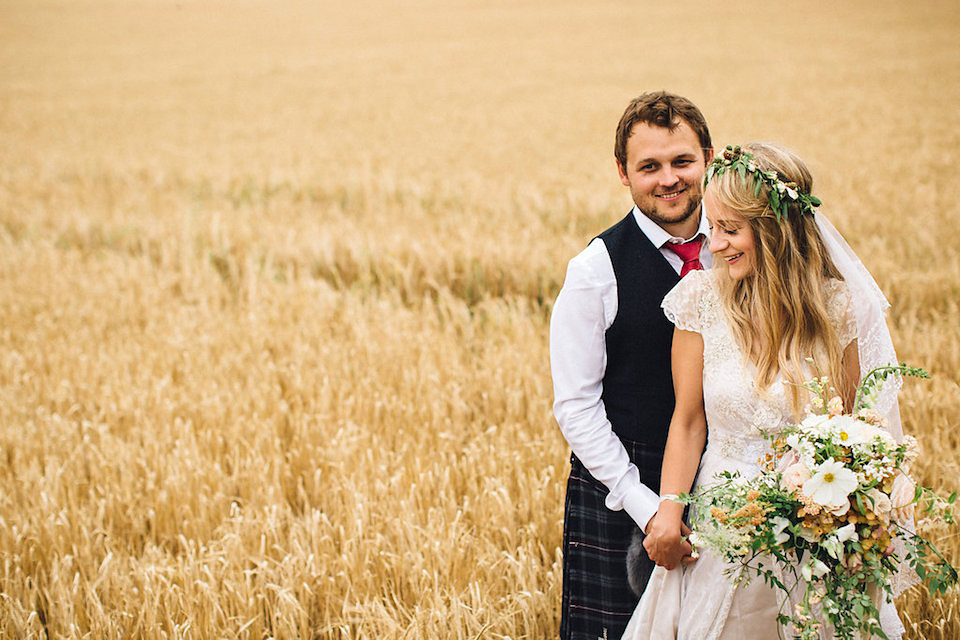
{"left": 0, "top": 0, "right": 958, "bottom": 637}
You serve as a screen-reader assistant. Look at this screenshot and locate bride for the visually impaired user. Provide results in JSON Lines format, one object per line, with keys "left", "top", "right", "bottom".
{"left": 623, "top": 143, "right": 907, "bottom": 639}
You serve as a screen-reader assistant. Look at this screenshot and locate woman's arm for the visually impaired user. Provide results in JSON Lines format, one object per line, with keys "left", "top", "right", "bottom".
{"left": 643, "top": 327, "right": 708, "bottom": 570}
{"left": 842, "top": 338, "right": 860, "bottom": 410}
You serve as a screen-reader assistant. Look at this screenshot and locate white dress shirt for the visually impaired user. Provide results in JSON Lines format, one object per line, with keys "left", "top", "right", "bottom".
{"left": 550, "top": 206, "right": 712, "bottom": 531}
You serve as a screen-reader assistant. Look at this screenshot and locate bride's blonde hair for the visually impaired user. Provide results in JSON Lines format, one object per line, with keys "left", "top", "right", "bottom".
{"left": 707, "top": 143, "right": 850, "bottom": 417}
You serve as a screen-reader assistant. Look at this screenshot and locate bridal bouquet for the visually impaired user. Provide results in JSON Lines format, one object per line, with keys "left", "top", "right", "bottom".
{"left": 682, "top": 365, "right": 957, "bottom": 640}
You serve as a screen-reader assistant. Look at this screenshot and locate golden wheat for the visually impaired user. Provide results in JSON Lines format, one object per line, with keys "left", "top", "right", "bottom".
{"left": 0, "top": 0, "right": 958, "bottom": 637}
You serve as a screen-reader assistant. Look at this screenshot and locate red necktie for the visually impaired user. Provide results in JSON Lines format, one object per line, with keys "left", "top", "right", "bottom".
{"left": 665, "top": 238, "right": 704, "bottom": 277}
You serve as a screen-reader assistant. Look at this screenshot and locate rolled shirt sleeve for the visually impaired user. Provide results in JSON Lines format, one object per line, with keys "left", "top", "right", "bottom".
{"left": 549, "top": 238, "right": 660, "bottom": 531}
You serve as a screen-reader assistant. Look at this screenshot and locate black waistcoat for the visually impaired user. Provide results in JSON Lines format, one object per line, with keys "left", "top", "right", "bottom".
{"left": 598, "top": 212, "right": 680, "bottom": 462}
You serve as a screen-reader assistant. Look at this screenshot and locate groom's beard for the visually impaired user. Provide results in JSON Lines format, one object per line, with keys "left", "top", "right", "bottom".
{"left": 639, "top": 193, "right": 703, "bottom": 228}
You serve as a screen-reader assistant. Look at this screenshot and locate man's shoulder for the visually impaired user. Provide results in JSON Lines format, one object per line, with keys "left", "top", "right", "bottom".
{"left": 595, "top": 211, "right": 638, "bottom": 243}
{"left": 565, "top": 237, "right": 613, "bottom": 284}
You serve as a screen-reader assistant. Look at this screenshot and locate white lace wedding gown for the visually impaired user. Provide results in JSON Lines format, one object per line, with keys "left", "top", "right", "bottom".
{"left": 622, "top": 269, "right": 904, "bottom": 640}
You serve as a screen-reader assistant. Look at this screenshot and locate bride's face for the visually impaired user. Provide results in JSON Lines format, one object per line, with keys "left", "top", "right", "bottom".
{"left": 705, "top": 190, "right": 756, "bottom": 280}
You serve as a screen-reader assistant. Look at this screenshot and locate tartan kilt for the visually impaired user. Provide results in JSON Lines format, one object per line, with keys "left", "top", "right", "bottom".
{"left": 560, "top": 439, "right": 662, "bottom": 640}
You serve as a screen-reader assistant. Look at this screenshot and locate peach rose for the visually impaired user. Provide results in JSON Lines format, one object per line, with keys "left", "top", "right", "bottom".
{"left": 890, "top": 474, "right": 916, "bottom": 523}
{"left": 782, "top": 462, "right": 811, "bottom": 494}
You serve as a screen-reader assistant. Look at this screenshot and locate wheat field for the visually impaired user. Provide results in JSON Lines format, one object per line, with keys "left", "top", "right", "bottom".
{"left": 0, "top": 0, "right": 958, "bottom": 637}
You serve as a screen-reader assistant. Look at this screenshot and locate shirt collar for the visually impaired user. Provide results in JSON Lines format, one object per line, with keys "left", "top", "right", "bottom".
{"left": 630, "top": 204, "right": 710, "bottom": 248}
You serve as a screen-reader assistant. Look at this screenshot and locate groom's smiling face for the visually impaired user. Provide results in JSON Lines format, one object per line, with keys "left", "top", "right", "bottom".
{"left": 617, "top": 120, "right": 710, "bottom": 235}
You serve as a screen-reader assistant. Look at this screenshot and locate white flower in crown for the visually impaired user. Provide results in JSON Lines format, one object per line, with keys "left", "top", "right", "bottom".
{"left": 802, "top": 458, "right": 858, "bottom": 512}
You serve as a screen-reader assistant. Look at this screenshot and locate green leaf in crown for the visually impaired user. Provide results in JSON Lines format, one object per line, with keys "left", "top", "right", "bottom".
{"left": 704, "top": 145, "right": 822, "bottom": 222}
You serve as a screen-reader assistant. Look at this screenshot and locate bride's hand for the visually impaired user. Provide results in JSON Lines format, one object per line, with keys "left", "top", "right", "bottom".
{"left": 643, "top": 512, "right": 695, "bottom": 570}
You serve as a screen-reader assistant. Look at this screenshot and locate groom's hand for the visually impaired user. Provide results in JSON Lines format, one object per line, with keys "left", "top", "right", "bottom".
{"left": 642, "top": 513, "right": 695, "bottom": 570}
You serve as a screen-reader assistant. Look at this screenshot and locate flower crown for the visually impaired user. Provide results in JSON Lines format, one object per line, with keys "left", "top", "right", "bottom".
{"left": 704, "top": 145, "right": 822, "bottom": 222}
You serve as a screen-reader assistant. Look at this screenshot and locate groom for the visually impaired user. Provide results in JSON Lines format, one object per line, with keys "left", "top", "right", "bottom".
{"left": 550, "top": 91, "right": 713, "bottom": 639}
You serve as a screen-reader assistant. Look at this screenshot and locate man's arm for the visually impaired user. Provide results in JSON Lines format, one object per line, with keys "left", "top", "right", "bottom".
{"left": 550, "top": 241, "right": 660, "bottom": 531}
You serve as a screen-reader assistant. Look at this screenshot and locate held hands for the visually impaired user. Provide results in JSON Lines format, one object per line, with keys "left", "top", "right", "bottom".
{"left": 643, "top": 507, "right": 696, "bottom": 570}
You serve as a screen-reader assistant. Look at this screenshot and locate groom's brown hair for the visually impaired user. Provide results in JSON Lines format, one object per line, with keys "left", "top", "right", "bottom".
{"left": 614, "top": 91, "right": 712, "bottom": 170}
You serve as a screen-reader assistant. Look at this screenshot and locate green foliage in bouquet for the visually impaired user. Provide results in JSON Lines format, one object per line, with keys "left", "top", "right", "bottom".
{"left": 679, "top": 364, "right": 957, "bottom": 639}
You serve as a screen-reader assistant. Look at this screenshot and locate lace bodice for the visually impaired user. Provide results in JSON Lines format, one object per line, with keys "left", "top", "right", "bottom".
{"left": 626, "top": 266, "right": 903, "bottom": 640}
{"left": 662, "top": 270, "right": 857, "bottom": 483}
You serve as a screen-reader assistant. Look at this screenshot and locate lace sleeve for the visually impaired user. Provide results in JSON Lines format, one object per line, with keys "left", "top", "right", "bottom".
{"left": 661, "top": 270, "right": 710, "bottom": 333}
{"left": 827, "top": 279, "right": 858, "bottom": 348}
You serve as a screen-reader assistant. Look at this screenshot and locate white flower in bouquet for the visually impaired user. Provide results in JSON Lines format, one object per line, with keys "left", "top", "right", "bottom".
{"left": 798, "top": 413, "right": 829, "bottom": 431}
{"left": 828, "top": 415, "right": 875, "bottom": 446}
{"left": 823, "top": 523, "right": 858, "bottom": 560}
{"left": 784, "top": 431, "right": 817, "bottom": 469}
{"left": 866, "top": 487, "right": 893, "bottom": 524}
{"left": 802, "top": 458, "right": 857, "bottom": 513}
{"left": 801, "top": 557, "right": 830, "bottom": 582}
{"left": 771, "top": 516, "right": 792, "bottom": 545}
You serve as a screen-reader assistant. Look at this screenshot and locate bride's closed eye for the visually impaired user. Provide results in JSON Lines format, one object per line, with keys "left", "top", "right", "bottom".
{"left": 709, "top": 225, "right": 739, "bottom": 235}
